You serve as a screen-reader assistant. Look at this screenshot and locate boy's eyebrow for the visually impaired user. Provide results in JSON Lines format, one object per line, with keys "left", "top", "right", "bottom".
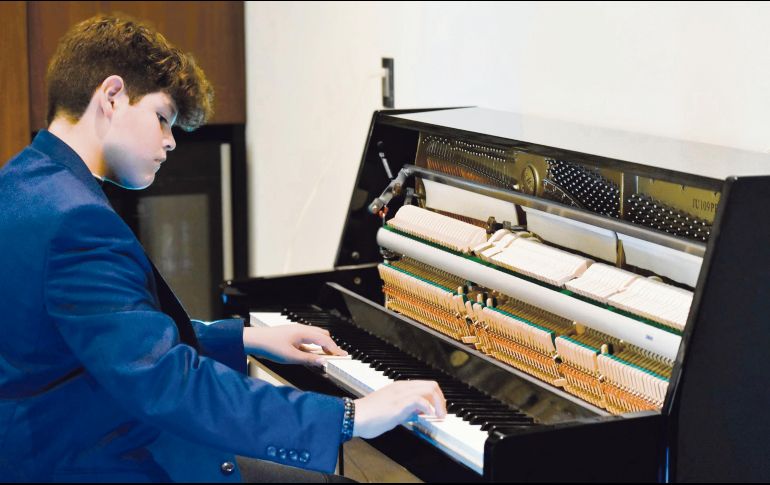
{"left": 166, "top": 104, "right": 179, "bottom": 124}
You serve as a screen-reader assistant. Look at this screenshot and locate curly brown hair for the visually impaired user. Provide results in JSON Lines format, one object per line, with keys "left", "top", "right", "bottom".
{"left": 46, "top": 14, "right": 214, "bottom": 132}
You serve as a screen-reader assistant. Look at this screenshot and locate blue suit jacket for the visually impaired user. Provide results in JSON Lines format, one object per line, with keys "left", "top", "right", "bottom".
{"left": 0, "top": 131, "right": 344, "bottom": 482}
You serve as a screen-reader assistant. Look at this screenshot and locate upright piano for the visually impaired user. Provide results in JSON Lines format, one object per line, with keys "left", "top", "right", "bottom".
{"left": 222, "top": 108, "right": 770, "bottom": 482}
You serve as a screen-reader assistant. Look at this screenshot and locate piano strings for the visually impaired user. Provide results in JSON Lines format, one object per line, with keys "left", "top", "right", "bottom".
{"left": 424, "top": 136, "right": 516, "bottom": 190}
{"left": 419, "top": 135, "right": 714, "bottom": 244}
{"left": 545, "top": 159, "right": 621, "bottom": 218}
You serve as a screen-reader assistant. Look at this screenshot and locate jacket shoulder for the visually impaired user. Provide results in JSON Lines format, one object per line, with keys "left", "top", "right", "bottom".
{"left": 1, "top": 146, "right": 115, "bottom": 230}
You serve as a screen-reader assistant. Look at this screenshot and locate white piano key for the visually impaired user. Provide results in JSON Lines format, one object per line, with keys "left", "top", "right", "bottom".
{"left": 249, "top": 312, "right": 295, "bottom": 327}
{"left": 325, "top": 357, "right": 486, "bottom": 475}
{"left": 410, "top": 415, "right": 486, "bottom": 475}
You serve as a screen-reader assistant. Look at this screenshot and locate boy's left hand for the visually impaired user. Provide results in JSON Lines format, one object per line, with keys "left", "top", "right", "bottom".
{"left": 243, "top": 324, "right": 348, "bottom": 367}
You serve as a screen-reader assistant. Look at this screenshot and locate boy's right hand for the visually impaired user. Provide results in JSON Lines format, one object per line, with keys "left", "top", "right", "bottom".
{"left": 352, "top": 380, "right": 446, "bottom": 439}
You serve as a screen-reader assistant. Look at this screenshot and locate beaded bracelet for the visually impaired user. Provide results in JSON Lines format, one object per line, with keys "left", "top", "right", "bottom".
{"left": 340, "top": 397, "right": 355, "bottom": 443}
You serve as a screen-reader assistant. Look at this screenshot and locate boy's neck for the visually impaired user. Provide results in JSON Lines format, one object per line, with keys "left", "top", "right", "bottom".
{"left": 48, "top": 116, "right": 107, "bottom": 179}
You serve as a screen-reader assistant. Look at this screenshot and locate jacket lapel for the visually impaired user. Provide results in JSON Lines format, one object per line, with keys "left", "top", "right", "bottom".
{"left": 147, "top": 258, "right": 201, "bottom": 350}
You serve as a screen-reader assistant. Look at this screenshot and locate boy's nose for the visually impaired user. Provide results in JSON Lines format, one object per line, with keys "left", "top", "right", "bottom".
{"left": 164, "top": 133, "right": 176, "bottom": 152}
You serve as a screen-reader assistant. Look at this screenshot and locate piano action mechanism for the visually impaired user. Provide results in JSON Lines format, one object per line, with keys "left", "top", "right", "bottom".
{"left": 223, "top": 108, "right": 770, "bottom": 482}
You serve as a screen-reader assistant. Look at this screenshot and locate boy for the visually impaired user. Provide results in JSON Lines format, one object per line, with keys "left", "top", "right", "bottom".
{"left": 0, "top": 14, "right": 445, "bottom": 482}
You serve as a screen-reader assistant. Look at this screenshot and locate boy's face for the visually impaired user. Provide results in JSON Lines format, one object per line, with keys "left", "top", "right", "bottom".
{"left": 103, "top": 90, "right": 177, "bottom": 189}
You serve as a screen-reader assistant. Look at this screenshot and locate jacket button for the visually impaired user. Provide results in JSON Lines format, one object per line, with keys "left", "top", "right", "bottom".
{"left": 278, "top": 448, "right": 287, "bottom": 460}
{"left": 288, "top": 450, "right": 298, "bottom": 461}
{"left": 221, "top": 461, "right": 235, "bottom": 475}
{"left": 299, "top": 451, "right": 310, "bottom": 463}
{"left": 266, "top": 446, "right": 277, "bottom": 458}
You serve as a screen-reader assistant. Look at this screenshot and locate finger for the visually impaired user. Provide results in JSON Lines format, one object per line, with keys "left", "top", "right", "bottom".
{"left": 304, "top": 326, "right": 331, "bottom": 337}
{"left": 298, "top": 343, "right": 325, "bottom": 354}
{"left": 290, "top": 348, "right": 327, "bottom": 368}
{"left": 302, "top": 334, "right": 347, "bottom": 356}
{"left": 398, "top": 397, "right": 432, "bottom": 424}
{"left": 320, "top": 342, "right": 347, "bottom": 356}
{"left": 412, "top": 397, "right": 435, "bottom": 417}
{"left": 402, "top": 381, "right": 444, "bottom": 418}
{"left": 428, "top": 384, "right": 447, "bottom": 418}
{"left": 288, "top": 324, "right": 328, "bottom": 339}
{"left": 423, "top": 381, "right": 446, "bottom": 418}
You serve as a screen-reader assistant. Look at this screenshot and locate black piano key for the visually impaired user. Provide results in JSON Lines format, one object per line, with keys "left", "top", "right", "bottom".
{"left": 372, "top": 362, "right": 425, "bottom": 372}
{"left": 449, "top": 403, "right": 511, "bottom": 415}
{"left": 468, "top": 411, "right": 531, "bottom": 421}
{"left": 384, "top": 368, "right": 448, "bottom": 379}
{"left": 457, "top": 409, "right": 521, "bottom": 422}
{"left": 486, "top": 421, "right": 538, "bottom": 433}
{"left": 477, "top": 418, "right": 534, "bottom": 429}
{"left": 483, "top": 423, "right": 535, "bottom": 433}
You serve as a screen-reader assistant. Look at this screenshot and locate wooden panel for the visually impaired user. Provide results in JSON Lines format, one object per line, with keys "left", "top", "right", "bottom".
{"left": 27, "top": 1, "right": 245, "bottom": 129}
{"left": 0, "top": 1, "right": 31, "bottom": 166}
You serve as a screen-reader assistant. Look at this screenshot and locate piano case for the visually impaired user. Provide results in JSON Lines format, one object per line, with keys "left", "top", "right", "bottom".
{"left": 222, "top": 108, "right": 770, "bottom": 482}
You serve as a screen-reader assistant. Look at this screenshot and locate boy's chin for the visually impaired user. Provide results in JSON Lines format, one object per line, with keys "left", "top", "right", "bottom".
{"left": 106, "top": 172, "right": 156, "bottom": 190}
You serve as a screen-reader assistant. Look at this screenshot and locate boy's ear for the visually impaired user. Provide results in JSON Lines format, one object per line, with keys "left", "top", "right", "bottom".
{"left": 98, "top": 75, "right": 126, "bottom": 120}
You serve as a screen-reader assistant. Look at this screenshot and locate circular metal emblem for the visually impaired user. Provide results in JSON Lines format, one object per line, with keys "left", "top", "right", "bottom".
{"left": 521, "top": 164, "right": 539, "bottom": 195}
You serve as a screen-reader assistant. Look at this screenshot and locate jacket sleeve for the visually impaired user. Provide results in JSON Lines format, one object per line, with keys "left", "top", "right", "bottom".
{"left": 191, "top": 318, "right": 248, "bottom": 374}
{"left": 43, "top": 203, "right": 344, "bottom": 473}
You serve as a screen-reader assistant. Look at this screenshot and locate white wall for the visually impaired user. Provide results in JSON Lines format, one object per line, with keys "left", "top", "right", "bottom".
{"left": 245, "top": 1, "right": 770, "bottom": 277}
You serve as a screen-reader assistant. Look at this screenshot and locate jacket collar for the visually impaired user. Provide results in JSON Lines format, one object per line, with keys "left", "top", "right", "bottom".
{"left": 31, "top": 130, "right": 107, "bottom": 199}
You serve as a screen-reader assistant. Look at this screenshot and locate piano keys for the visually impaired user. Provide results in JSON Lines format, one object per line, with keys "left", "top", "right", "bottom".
{"left": 250, "top": 308, "right": 537, "bottom": 475}
{"left": 223, "top": 108, "right": 770, "bottom": 482}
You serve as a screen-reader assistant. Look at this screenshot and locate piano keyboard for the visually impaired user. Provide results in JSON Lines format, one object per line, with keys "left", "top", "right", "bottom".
{"left": 250, "top": 309, "right": 539, "bottom": 475}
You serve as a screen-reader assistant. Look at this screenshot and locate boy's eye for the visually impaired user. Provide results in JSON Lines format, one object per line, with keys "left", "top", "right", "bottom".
{"left": 158, "top": 114, "right": 167, "bottom": 125}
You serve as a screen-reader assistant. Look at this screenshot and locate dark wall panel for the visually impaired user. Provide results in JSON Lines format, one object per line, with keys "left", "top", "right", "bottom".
{"left": 27, "top": 1, "right": 245, "bottom": 129}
